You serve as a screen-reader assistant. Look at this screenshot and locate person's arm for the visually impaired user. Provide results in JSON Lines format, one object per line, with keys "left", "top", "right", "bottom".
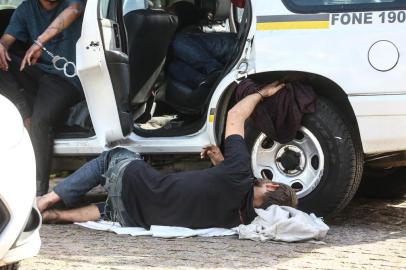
{"left": 225, "top": 81, "right": 285, "bottom": 139}
{"left": 200, "top": 144, "right": 224, "bottom": 166}
{"left": 38, "top": 2, "right": 84, "bottom": 45}
{"left": 20, "top": 2, "right": 85, "bottom": 70}
{"left": 0, "top": 34, "right": 16, "bottom": 71}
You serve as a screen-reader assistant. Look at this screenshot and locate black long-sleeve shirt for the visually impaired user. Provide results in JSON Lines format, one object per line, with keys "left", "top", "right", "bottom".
{"left": 121, "top": 135, "right": 256, "bottom": 229}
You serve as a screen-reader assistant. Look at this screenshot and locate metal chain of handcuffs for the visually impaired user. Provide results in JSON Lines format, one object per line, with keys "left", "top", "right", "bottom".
{"left": 34, "top": 39, "right": 77, "bottom": 78}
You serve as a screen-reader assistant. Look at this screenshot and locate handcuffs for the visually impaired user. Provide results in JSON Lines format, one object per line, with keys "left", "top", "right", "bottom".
{"left": 34, "top": 39, "right": 77, "bottom": 78}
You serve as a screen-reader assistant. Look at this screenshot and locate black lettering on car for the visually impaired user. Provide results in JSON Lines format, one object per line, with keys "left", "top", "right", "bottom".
{"left": 332, "top": 11, "right": 406, "bottom": 26}
{"left": 341, "top": 13, "right": 351, "bottom": 25}
{"left": 379, "top": 11, "right": 406, "bottom": 24}
{"left": 364, "top": 12, "right": 373, "bottom": 24}
{"left": 331, "top": 13, "right": 340, "bottom": 25}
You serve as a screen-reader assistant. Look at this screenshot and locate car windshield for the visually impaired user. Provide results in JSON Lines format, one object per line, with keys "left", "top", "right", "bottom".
{"left": 0, "top": 0, "right": 23, "bottom": 9}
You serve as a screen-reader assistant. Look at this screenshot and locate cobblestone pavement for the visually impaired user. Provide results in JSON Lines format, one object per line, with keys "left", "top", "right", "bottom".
{"left": 21, "top": 198, "right": 405, "bottom": 270}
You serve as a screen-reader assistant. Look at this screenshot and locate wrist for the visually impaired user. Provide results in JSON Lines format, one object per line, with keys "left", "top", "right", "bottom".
{"left": 34, "top": 39, "right": 44, "bottom": 49}
{"left": 0, "top": 40, "right": 9, "bottom": 50}
{"left": 36, "top": 35, "right": 47, "bottom": 46}
{"left": 255, "top": 88, "right": 265, "bottom": 101}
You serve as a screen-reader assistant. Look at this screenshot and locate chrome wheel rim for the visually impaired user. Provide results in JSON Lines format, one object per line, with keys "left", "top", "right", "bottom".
{"left": 251, "top": 127, "right": 325, "bottom": 198}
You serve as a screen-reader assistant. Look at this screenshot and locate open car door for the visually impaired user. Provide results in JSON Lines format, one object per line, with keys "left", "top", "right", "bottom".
{"left": 76, "top": 0, "right": 132, "bottom": 146}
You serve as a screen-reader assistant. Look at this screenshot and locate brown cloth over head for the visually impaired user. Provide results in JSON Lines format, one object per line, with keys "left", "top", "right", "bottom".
{"left": 235, "top": 78, "right": 316, "bottom": 144}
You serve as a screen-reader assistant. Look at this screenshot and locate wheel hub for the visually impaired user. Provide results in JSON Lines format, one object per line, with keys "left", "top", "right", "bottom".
{"left": 276, "top": 145, "right": 305, "bottom": 176}
{"left": 251, "top": 127, "right": 325, "bottom": 198}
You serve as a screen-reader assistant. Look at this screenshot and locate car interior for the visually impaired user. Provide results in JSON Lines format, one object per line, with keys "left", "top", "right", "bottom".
{"left": 0, "top": 0, "right": 250, "bottom": 140}
{"left": 104, "top": 0, "right": 248, "bottom": 139}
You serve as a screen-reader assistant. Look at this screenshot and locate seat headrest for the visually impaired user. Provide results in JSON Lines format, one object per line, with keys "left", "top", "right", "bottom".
{"left": 213, "top": 0, "right": 231, "bottom": 21}
{"left": 195, "top": 0, "right": 231, "bottom": 22}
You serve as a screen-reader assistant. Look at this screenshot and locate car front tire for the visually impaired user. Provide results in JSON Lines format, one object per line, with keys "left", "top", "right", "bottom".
{"left": 246, "top": 98, "right": 364, "bottom": 217}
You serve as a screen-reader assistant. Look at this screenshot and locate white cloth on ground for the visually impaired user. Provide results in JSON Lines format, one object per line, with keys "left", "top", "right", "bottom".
{"left": 75, "top": 205, "right": 329, "bottom": 241}
{"left": 75, "top": 220, "right": 236, "bottom": 238}
{"left": 234, "top": 205, "right": 329, "bottom": 242}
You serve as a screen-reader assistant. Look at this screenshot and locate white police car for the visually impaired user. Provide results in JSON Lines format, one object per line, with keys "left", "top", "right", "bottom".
{"left": 0, "top": 95, "right": 41, "bottom": 270}
{"left": 1, "top": 0, "right": 405, "bottom": 217}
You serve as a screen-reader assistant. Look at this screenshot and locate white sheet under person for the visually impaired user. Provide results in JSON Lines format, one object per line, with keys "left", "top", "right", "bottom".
{"left": 75, "top": 205, "right": 329, "bottom": 242}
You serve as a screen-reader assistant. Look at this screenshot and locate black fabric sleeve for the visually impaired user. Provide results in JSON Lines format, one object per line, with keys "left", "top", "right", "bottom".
{"left": 220, "top": 134, "right": 252, "bottom": 176}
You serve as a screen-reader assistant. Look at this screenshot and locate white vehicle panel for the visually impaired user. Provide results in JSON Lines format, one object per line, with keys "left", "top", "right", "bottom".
{"left": 252, "top": 0, "right": 406, "bottom": 155}
{"left": 253, "top": 1, "right": 406, "bottom": 95}
{"left": 0, "top": 96, "right": 39, "bottom": 264}
{"left": 76, "top": 0, "right": 125, "bottom": 146}
{"left": 55, "top": 127, "right": 212, "bottom": 155}
{"left": 350, "top": 94, "right": 406, "bottom": 153}
{"left": 120, "top": 127, "right": 211, "bottom": 153}
{"left": 1, "top": 231, "right": 40, "bottom": 266}
{"left": 54, "top": 136, "right": 105, "bottom": 155}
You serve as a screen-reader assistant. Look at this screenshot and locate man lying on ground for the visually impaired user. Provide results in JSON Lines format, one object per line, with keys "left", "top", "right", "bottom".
{"left": 37, "top": 81, "right": 298, "bottom": 229}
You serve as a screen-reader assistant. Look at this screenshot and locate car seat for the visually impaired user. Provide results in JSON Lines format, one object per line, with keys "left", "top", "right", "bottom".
{"left": 124, "top": 9, "right": 178, "bottom": 112}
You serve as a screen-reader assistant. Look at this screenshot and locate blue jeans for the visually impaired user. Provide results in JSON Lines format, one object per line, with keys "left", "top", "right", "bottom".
{"left": 53, "top": 148, "right": 142, "bottom": 226}
{"left": 169, "top": 32, "right": 237, "bottom": 87}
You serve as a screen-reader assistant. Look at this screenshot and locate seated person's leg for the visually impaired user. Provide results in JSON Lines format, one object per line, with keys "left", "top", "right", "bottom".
{"left": 0, "top": 69, "right": 29, "bottom": 118}
{"left": 32, "top": 75, "right": 82, "bottom": 196}
{"left": 0, "top": 53, "right": 39, "bottom": 121}
{"left": 171, "top": 32, "right": 223, "bottom": 75}
{"left": 167, "top": 59, "right": 206, "bottom": 88}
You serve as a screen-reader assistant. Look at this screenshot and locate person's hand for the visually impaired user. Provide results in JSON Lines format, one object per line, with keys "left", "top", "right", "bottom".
{"left": 200, "top": 144, "right": 224, "bottom": 166}
{"left": 0, "top": 42, "right": 11, "bottom": 71}
{"left": 258, "top": 81, "right": 285, "bottom": 98}
{"left": 20, "top": 43, "right": 43, "bottom": 71}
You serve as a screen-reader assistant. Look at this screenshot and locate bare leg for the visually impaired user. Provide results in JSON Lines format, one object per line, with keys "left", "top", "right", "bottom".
{"left": 36, "top": 191, "right": 61, "bottom": 213}
{"left": 42, "top": 204, "right": 101, "bottom": 224}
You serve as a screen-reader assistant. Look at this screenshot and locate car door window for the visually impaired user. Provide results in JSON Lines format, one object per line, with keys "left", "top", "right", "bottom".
{"left": 123, "top": 0, "right": 147, "bottom": 15}
{"left": 99, "top": 0, "right": 124, "bottom": 51}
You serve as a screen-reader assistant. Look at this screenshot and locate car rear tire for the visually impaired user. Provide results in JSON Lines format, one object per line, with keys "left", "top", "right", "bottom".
{"left": 0, "top": 263, "right": 19, "bottom": 270}
{"left": 246, "top": 98, "right": 364, "bottom": 217}
{"left": 357, "top": 167, "right": 406, "bottom": 199}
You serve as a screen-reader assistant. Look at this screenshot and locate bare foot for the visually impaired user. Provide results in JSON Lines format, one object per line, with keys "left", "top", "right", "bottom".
{"left": 42, "top": 209, "right": 61, "bottom": 224}
{"left": 36, "top": 191, "right": 61, "bottom": 213}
